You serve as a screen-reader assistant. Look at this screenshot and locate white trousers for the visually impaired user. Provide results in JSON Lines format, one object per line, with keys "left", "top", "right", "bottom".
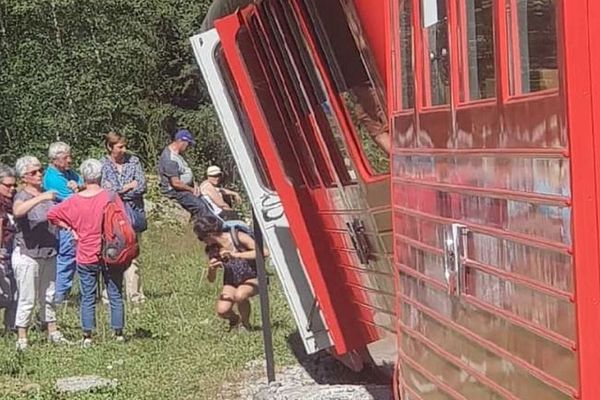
{"left": 12, "top": 247, "right": 57, "bottom": 328}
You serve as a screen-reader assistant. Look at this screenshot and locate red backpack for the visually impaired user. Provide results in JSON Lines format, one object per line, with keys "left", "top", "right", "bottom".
{"left": 101, "top": 193, "right": 139, "bottom": 267}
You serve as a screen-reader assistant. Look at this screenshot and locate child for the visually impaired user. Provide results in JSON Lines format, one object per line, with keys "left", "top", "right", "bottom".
{"left": 193, "top": 216, "right": 268, "bottom": 330}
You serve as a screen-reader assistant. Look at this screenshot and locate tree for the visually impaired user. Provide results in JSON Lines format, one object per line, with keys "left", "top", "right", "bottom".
{"left": 0, "top": 0, "right": 226, "bottom": 180}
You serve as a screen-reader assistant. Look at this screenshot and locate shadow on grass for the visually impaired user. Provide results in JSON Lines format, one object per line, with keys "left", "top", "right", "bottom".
{"left": 131, "top": 327, "right": 167, "bottom": 341}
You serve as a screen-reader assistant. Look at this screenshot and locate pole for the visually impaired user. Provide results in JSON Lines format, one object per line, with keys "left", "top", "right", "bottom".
{"left": 253, "top": 210, "right": 276, "bottom": 383}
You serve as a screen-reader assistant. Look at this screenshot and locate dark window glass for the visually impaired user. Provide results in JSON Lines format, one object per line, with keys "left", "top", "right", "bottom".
{"left": 460, "top": 0, "right": 496, "bottom": 101}
{"left": 214, "top": 46, "right": 274, "bottom": 191}
{"left": 255, "top": 4, "right": 333, "bottom": 187}
{"left": 399, "top": 0, "right": 415, "bottom": 109}
{"left": 273, "top": 1, "right": 354, "bottom": 186}
{"left": 298, "top": 0, "right": 390, "bottom": 174}
{"left": 235, "top": 26, "right": 305, "bottom": 187}
{"left": 507, "top": 0, "right": 558, "bottom": 94}
{"left": 421, "top": 0, "right": 450, "bottom": 106}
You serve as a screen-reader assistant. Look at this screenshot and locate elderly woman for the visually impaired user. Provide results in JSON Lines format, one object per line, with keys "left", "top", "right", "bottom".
{"left": 101, "top": 131, "right": 146, "bottom": 304}
{"left": 0, "top": 165, "right": 17, "bottom": 332}
{"left": 42, "top": 141, "right": 83, "bottom": 305}
{"left": 12, "top": 156, "right": 67, "bottom": 350}
{"left": 48, "top": 159, "right": 127, "bottom": 346}
{"left": 193, "top": 215, "right": 267, "bottom": 331}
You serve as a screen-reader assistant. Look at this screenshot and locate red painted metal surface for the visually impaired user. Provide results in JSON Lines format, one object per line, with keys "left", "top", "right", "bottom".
{"left": 215, "top": 13, "right": 349, "bottom": 352}
{"left": 563, "top": 1, "right": 600, "bottom": 399}
{"left": 203, "top": 0, "right": 600, "bottom": 398}
{"left": 390, "top": 0, "right": 583, "bottom": 399}
{"left": 353, "top": 0, "right": 388, "bottom": 84}
{"left": 215, "top": 3, "right": 396, "bottom": 356}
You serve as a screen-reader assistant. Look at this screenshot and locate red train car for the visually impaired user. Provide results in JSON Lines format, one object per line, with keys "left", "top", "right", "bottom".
{"left": 192, "top": 0, "right": 600, "bottom": 398}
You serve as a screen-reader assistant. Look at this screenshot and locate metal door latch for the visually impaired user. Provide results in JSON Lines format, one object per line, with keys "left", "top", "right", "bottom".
{"left": 444, "top": 223, "right": 468, "bottom": 296}
{"left": 347, "top": 218, "right": 372, "bottom": 265}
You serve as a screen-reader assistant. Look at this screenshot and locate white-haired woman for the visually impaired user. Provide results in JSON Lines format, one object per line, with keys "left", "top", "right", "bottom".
{"left": 48, "top": 159, "right": 127, "bottom": 346}
{"left": 43, "top": 141, "right": 83, "bottom": 305}
{"left": 0, "top": 164, "right": 17, "bottom": 333}
{"left": 12, "top": 156, "right": 67, "bottom": 350}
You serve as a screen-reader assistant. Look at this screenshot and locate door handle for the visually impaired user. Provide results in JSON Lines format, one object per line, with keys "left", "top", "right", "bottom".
{"left": 346, "top": 218, "right": 372, "bottom": 265}
{"left": 444, "top": 223, "right": 468, "bottom": 296}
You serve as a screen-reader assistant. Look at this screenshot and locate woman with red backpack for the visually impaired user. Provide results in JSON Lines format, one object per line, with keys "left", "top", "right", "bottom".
{"left": 48, "top": 158, "right": 130, "bottom": 346}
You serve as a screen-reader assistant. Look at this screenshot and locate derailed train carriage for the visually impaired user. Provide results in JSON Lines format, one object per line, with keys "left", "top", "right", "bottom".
{"left": 191, "top": 0, "right": 600, "bottom": 399}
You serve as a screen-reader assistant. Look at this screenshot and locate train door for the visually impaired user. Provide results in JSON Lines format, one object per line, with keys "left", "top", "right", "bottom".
{"left": 190, "top": 29, "right": 331, "bottom": 354}
{"left": 392, "top": 0, "right": 583, "bottom": 399}
{"left": 214, "top": 0, "right": 394, "bottom": 357}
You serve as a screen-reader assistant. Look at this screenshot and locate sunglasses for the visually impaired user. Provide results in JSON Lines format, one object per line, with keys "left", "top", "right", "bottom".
{"left": 0, "top": 182, "right": 16, "bottom": 189}
{"left": 25, "top": 168, "right": 43, "bottom": 177}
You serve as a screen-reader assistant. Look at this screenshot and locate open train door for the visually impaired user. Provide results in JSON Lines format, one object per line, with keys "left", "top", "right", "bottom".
{"left": 190, "top": 29, "right": 331, "bottom": 355}
{"left": 214, "top": 0, "right": 395, "bottom": 360}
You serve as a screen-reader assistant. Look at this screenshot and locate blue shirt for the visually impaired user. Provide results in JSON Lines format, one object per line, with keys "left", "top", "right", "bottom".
{"left": 42, "top": 165, "right": 83, "bottom": 202}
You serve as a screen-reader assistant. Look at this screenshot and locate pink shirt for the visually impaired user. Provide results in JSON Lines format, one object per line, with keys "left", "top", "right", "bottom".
{"left": 48, "top": 190, "right": 125, "bottom": 265}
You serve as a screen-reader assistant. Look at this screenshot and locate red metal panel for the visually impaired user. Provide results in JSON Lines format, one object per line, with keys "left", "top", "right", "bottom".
{"left": 214, "top": 13, "right": 349, "bottom": 352}
{"left": 353, "top": 0, "right": 388, "bottom": 86}
{"left": 391, "top": 0, "right": 588, "bottom": 398}
{"left": 562, "top": 1, "right": 600, "bottom": 399}
{"left": 215, "top": 4, "right": 397, "bottom": 356}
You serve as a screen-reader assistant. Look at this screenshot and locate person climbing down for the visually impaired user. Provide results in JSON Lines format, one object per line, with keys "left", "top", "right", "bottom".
{"left": 192, "top": 215, "right": 267, "bottom": 331}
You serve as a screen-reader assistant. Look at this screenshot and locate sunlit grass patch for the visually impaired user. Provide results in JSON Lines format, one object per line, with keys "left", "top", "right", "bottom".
{"left": 0, "top": 225, "right": 297, "bottom": 399}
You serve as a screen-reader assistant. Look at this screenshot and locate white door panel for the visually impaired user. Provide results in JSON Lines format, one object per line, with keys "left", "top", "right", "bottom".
{"left": 190, "top": 30, "right": 331, "bottom": 354}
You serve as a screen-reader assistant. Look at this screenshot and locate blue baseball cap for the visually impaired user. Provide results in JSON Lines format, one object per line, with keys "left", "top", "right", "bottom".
{"left": 174, "top": 129, "right": 196, "bottom": 145}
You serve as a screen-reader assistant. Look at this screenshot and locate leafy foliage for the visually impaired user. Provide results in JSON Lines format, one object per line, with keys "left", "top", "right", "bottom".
{"left": 0, "top": 0, "right": 231, "bottom": 179}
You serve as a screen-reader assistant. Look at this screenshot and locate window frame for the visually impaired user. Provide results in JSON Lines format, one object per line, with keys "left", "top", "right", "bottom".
{"left": 394, "top": 0, "right": 418, "bottom": 113}
{"left": 417, "top": 0, "right": 453, "bottom": 110}
{"left": 393, "top": 0, "right": 560, "bottom": 113}
{"left": 502, "top": 0, "right": 559, "bottom": 101}
{"left": 292, "top": 0, "right": 390, "bottom": 183}
{"left": 456, "top": 0, "right": 498, "bottom": 105}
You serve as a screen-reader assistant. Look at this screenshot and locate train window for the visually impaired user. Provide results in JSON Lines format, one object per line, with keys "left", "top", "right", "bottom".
{"left": 235, "top": 26, "right": 305, "bottom": 187}
{"left": 459, "top": 0, "right": 496, "bottom": 101}
{"left": 399, "top": 0, "right": 415, "bottom": 109}
{"left": 421, "top": 0, "right": 450, "bottom": 106}
{"left": 214, "top": 45, "right": 274, "bottom": 191}
{"left": 298, "top": 0, "right": 390, "bottom": 175}
{"left": 258, "top": 3, "right": 337, "bottom": 188}
{"left": 506, "top": 0, "right": 558, "bottom": 94}
{"left": 273, "top": 1, "right": 355, "bottom": 186}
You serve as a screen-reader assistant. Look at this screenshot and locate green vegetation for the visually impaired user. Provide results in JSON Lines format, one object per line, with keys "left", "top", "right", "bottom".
{"left": 0, "top": 0, "right": 239, "bottom": 182}
{"left": 0, "top": 224, "right": 297, "bottom": 399}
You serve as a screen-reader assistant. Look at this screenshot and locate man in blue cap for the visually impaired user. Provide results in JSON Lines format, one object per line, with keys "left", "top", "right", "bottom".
{"left": 158, "top": 129, "right": 213, "bottom": 216}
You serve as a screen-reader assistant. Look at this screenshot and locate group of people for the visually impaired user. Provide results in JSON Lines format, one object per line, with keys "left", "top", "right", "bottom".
{"left": 158, "top": 129, "right": 264, "bottom": 331}
{"left": 0, "top": 134, "right": 147, "bottom": 349}
{"left": 0, "top": 128, "right": 264, "bottom": 350}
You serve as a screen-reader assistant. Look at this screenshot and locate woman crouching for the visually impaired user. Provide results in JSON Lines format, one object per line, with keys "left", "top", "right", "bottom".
{"left": 48, "top": 159, "right": 127, "bottom": 346}
{"left": 193, "top": 215, "right": 267, "bottom": 331}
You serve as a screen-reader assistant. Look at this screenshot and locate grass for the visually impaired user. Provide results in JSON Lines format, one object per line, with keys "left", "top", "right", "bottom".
{"left": 0, "top": 223, "right": 298, "bottom": 399}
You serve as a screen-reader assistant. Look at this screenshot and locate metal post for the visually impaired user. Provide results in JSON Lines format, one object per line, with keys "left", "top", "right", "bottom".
{"left": 253, "top": 210, "right": 276, "bottom": 382}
